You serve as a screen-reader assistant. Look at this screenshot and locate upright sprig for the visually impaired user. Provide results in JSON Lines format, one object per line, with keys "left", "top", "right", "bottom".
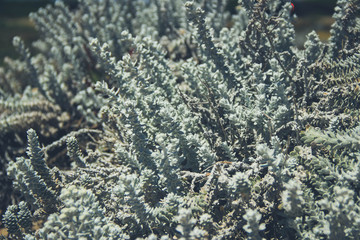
{"left": 26, "top": 129, "right": 57, "bottom": 191}
{"left": 6, "top": 129, "right": 60, "bottom": 214}
{"left": 2, "top": 202, "right": 32, "bottom": 239}
{"left": 185, "top": 1, "right": 239, "bottom": 89}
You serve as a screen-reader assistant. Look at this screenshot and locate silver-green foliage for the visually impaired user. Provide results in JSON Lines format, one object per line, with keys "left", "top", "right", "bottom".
{"left": 33, "top": 185, "right": 127, "bottom": 240}
{"left": 1, "top": 0, "right": 360, "bottom": 239}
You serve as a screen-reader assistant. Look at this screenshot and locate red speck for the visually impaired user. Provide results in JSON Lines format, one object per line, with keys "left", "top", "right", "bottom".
{"left": 291, "top": 3, "right": 295, "bottom": 13}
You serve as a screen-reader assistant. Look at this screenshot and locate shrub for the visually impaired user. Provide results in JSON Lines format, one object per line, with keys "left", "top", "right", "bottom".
{"left": 1, "top": 0, "right": 360, "bottom": 239}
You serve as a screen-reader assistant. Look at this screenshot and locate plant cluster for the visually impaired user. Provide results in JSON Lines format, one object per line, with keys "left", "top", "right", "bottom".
{"left": 1, "top": 0, "right": 360, "bottom": 239}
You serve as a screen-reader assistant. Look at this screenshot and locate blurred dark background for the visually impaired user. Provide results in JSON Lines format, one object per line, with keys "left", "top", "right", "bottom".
{"left": 0, "top": 0, "right": 339, "bottom": 66}
{"left": 0, "top": 0, "right": 77, "bottom": 66}
{"left": 291, "top": 0, "right": 337, "bottom": 47}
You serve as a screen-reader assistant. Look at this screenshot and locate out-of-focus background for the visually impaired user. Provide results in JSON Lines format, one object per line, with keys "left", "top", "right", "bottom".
{"left": 291, "top": 0, "right": 337, "bottom": 47}
{"left": 0, "top": 0, "right": 338, "bottom": 66}
{"left": 0, "top": 0, "right": 50, "bottom": 65}
{"left": 0, "top": 0, "right": 76, "bottom": 66}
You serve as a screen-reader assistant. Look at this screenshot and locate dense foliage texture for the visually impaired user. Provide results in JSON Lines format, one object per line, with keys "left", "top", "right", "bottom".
{"left": 1, "top": 0, "right": 360, "bottom": 239}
